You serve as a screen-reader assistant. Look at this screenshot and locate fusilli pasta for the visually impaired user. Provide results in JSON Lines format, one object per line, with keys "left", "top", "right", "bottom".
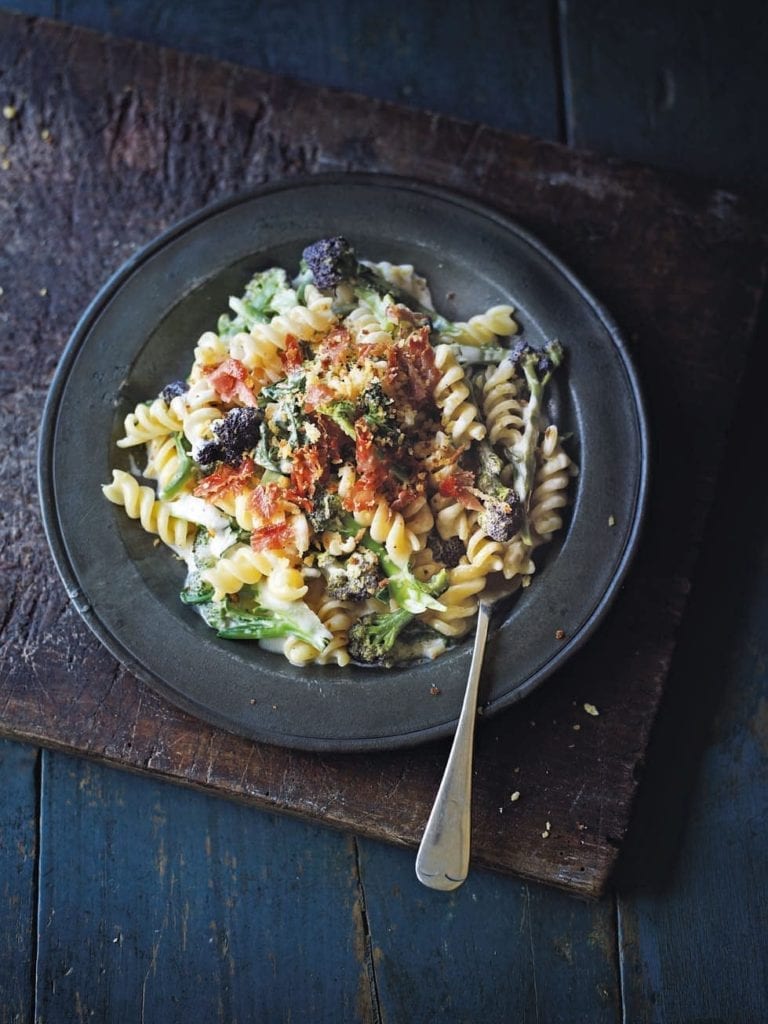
{"left": 103, "top": 238, "right": 574, "bottom": 668}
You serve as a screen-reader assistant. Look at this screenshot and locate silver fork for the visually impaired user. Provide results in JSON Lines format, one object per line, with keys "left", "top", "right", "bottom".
{"left": 415, "top": 575, "right": 517, "bottom": 890}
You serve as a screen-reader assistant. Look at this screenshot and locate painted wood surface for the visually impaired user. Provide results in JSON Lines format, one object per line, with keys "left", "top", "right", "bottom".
{"left": 1, "top": 13, "right": 765, "bottom": 902}
{"left": 615, "top": 297, "right": 768, "bottom": 1023}
{"left": 35, "top": 0, "right": 562, "bottom": 140}
{"left": 357, "top": 838, "right": 620, "bottom": 1023}
{"left": 0, "top": 742, "right": 37, "bottom": 1024}
{"left": 561, "top": 0, "right": 768, "bottom": 189}
{"left": 35, "top": 751, "right": 376, "bottom": 1023}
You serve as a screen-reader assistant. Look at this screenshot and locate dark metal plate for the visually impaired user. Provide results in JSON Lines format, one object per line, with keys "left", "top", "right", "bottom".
{"left": 38, "top": 174, "right": 649, "bottom": 751}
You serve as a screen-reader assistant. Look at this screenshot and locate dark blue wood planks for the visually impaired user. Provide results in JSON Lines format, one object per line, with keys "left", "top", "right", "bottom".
{"left": 0, "top": 740, "right": 38, "bottom": 1024}
{"left": 2, "top": 0, "right": 563, "bottom": 140}
{"left": 35, "top": 751, "right": 377, "bottom": 1022}
{"left": 561, "top": 0, "right": 768, "bottom": 188}
{"left": 615, "top": 304, "right": 768, "bottom": 1022}
{"left": 357, "top": 838, "right": 620, "bottom": 1023}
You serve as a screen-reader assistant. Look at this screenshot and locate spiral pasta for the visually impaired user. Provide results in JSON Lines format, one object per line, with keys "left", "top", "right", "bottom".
{"left": 354, "top": 498, "right": 420, "bottom": 568}
{"left": 440, "top": 304, "right": 518, "bottom": 346}
{"left": 102, "top": 470, "right": 193, "bottom": 549}
{"left": 103, "top": 244, "right": 575, "bottom": 668}
{"left": 345, "top": 305, "right": 394, "bottom": 347}
{"left": 476, "top": 361, "right": 525, "bottom": 450}
{"left": 193, "top": 330, "right": 230, "bottom": 370}
{"left": 424, "top": 558, "right": 489, "bottom": 638}
{"left": 529, "top": 426, "right": 577, "bottom": 542}
{"left": 116, "top": 398, "right": 183, "bottom": 448}
{"left": 202, "top": 544, "right": 269, "bottom": 599}
{"left": 144, "top": 435, "right": 192, "bottom": 497}
{"left": 433, "top": 344, "right": 486, "bottom": 444}
{"left": 285, "top": 587, "right": 355, "bottom": 667}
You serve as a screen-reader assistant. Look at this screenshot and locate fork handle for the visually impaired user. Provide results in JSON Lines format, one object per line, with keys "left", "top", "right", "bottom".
{"left": 415, "top": 601, "right": 492, "bottom": 890}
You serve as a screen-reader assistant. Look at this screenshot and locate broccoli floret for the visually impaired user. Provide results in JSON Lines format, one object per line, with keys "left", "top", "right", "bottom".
{"left": 348, "top": 607, "right": 414, "bottom": 666}
{"left": 360, "top": 381, "right": 393, "bottom": 429}
{"left": 307, "top": 490, "right": 345, "bottom": 533}
{"left": 313, "top": 510, "right": 448, "bottom": 614}
{"left": 218, "top": 268, "right": 292, "bottom": 337}
{"left": 198, "top": 588, "right": 331, "bottom": 650}
{"left": 505, "top": 341, "right": 564, "bottom": 520}
{"left": 302, "top": 237, "right": 359, "bottom": 290}
{"left": 317, "top": 549, "right": 384, "bottom": 602}
{"left": 477, "top": 496, "right": 523, "bottom": 543}
{"left": 473, "top": 439, "right": 524, "bottom": 542}
{"left": 428, "top": 533, "right": 464, "bottom": 569}
{"left": 348, "top": 596, "right": 449, "bottom": 667}
{"left": 358, "top": 533, "right": 447, "bottom": 614}
{"left": 507, "top": 339, "right": 563, "bottom": 379}
{"left": 195, "top": 440, "right": 224, "bottom": 466}
{"left": 318, "top": 399, "right": 358, "bottom": 439}
{"left": 211, "top": 407, "right": 263, "bottom": 466}
{"left": 160, "top": 379, "right": 188, "bottom": 402}
{"left": 387, "top": 620, "right": 448, "bottom": 665}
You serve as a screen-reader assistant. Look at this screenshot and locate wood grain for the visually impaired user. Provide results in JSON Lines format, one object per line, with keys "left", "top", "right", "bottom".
{"left": 35, "top": 751, "right": 377, "bottom": 1022}
{"left": 358, "top": 838, "right": 620, "bottom": 1022}
{"left": 0, "top": 741, "right": 37, "bottom": 1024}
{"left": 562, "top": 0, "right": 768, "bottom": 189}
{"left": 614, "top": 295, "right": 768, "bottom": 1022}
{"left": 53, "top": 0, "right": 562, "bottom": 139}
{"left": 0, "top": 13, "right": 766, "bottom": 897}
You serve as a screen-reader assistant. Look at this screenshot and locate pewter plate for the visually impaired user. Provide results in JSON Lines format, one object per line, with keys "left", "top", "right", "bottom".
{"left": 38, "top": 175, "right": 649, "bottom": 751}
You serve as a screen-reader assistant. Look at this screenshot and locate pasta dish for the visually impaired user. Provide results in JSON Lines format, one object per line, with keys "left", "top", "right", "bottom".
{"left": 103, "top": 238, "right": 575, "bottom": 667}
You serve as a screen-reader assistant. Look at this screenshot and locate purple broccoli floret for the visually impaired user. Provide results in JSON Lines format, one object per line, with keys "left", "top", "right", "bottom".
{"left": 212, "top": 407, "right": 263, "bottom": 466}
{"left": 160, "top": 379, "right": 188, "bottom": 402}
{"left": 302, "top": 237, "right": 358, "bottom": 289}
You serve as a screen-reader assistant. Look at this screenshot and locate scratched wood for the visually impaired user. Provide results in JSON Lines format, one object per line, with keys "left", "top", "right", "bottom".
{"left": 52, "top": 0, "right": 562, "bottom": 139}
{"left": 35, "top": 750, "right": 377, "bottom": 1022}
{"left": 610, "top": 301, "right": 768, "bottom": 1021}
{"left": 561, "top": 0, "right": 768, "bottom": 190}
{"left": 0, "top": 740, "right": 37, "bottom": 1024}
{"left": 0, "top": 14, "right": 766, "bottom": 898}
{"left": 356, "top": 837, "right": 620, "bottom": 1023}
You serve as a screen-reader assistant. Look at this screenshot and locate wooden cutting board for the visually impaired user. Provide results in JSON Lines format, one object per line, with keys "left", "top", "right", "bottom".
{"left": 1, "top": 12, "right": 765, "bottom": 897}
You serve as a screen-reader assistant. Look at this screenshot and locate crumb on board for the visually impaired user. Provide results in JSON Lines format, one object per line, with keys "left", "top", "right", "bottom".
{"left": 0, "top": 159, "right": 9, "bottom": 171}
{"left": 584, "top": 703, "right": 600, "bottom": 717}
{"left": 40, "top": 128, "right": 51, "bottom": 141}
{"left": 429, "top": 685, "right": 441, "bottom": 696}
{"left": 249, "top": 698, "right": 257, "bottom": 705}
{"left": 39, "top": 287, "right": 48, "bottom": 297}
{"left": 510, "top": 791, "right": 520, "bottom": 802}
{"left": 2, "top": 105, "right": 17, "bottom": 120}
{"left": 572, "top": 723, "right": 581, "bottom": 731}
{"left": 608, "top": 514, "right": 616, "bottom": 527}
{"left": 554, "top": 628, "right": 565, "bottom": 641}
{"left": 541, "top": 821, "right": 551, "bottom": 839}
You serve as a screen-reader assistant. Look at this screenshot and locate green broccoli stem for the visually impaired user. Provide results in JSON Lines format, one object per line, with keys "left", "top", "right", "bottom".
{"left": 508, "top": 344, "right": 563, "bottom": 542}
{"left": 450, "top": 344, "right": 511, "bottom": 365}
{"left": 159, "top": 433, "right": 194, "bottom": 500}
{"left": 208, "top": 602, "right": 324, "bottom": 647}
{"left": 335, "top": 512, "right": 447, "bottom": 613}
